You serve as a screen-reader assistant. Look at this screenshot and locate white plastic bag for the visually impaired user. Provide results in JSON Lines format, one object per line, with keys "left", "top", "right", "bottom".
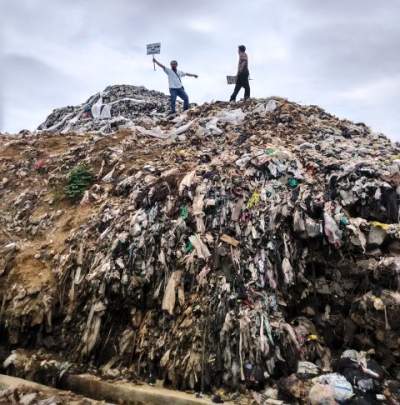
{"left": 91, "top": 93, "right": 111, "bottom": 119}
{"left": 91, "top": 94, "right": 103, "bottom": 119}
{"left": 297, "top": 361, "right": 320, "bottom": 378}
{"left": 217, "top": 108, "right": 246, "bottom": 125}
{"left": 313, "top": 373, "right": 354, "bottom": 402}
{"left": 324, "top": 212, "right": 342, "bottom": 247}
{"left": 309, "top": 383, "right": 336, "bottom": 405}
{"left": 205, "top": 117, "right": 223, "bottom": 135}
{"left": 99, "top": 104, "right": 111, "bottom": 119}
{"left": 265, "top": 99, "right": 278, "bottom": 113}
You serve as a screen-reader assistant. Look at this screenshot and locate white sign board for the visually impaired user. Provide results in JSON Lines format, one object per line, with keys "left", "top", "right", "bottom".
{"left": 147, "top": 43, "right": 161, "bottom": 55}
{"left": 226, "top": 75, "right": 237, "bottom": 85}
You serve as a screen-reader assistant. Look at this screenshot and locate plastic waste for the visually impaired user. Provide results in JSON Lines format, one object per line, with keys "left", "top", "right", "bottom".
{"left": 135, "top": 125, "right": 169, "bottom": 139}
{"left": 91, "top": 96, "right": 102, "bottom": 119}
{"left": 247, "top": 191, "right": 260, "bottom": 208}
{"left": 370, "top": 221, "right": 390, "bottom": 230}
{"left": 309, "top": 383, "right": 336, "bottom": 405}
{"left": 38, "top": 85, "right": 171, "bottom": 134}
{"left": 216, "top": 108, "right": 246, "bottom": 125}
{"left": 265, "top": 147, "right": 276, "bottom": 156}
{"left": 265, "top": 99, "right": 278, "bottom": 113}
{"left": 297, "top": 361, "right": 320, "bottom": 378}
{"left": 324, "top": 211, "right": 342, "bottom": 247}
{"left": 288, "top": 178, "right": 299, "bottom": 188}
{"left": 368, "top": 225, "right": 387, "bottom": 245}
{"left": 3, "top": 88, "right": 400, "bottom": 397}
{"left": 180, "top": 206, "right": 189, "bottom": 220}
{"left": 185, "top": 241, "right": 193, "bottom": 253}
{"left": 91, "top": 93, "right": 111, "bottom": 119}
{"left": 252, "top": 103, "right": 266, "bottom": 115}
{"left": 100, "top": 104, "right": 111, "bottom": 119}
{"left": 205, "top": 118, "right": 223, "bottom": 135}
{"left": 313, "top": 373, "right": 354, "bottom": 402}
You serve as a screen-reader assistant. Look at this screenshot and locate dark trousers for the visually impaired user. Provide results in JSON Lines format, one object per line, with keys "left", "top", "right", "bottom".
{"left": 230, "top": 73, "right": 250, "bottom": 101}
{"left": 170, "top": 87, "right": 189, "bottom": 113}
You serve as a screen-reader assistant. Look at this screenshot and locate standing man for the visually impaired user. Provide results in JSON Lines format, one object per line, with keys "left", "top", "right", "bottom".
{"left": 153, "top": 57, "right": 198, "bottom": 115}
{"left": 230, "top": 45, "right": 250, "bottom": 102}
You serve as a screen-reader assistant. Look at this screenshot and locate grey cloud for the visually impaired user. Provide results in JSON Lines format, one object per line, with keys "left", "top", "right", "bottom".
{"left": 3, "top": 54, "right": 81, "bottom": 102}
{"left": 291, "top": 24, "right": 400, "bottom": 86}
{"left": 1, "top": 0, "right": 399, "bottom": 140}
{"left": 2, "top": 0, "right": 226, "bottom": 48}
{"left": 282, "top": 0, "right": 400, "bottom": 87}
{"left": 288, "top": 0, "right": 400, "bottom": 21}
{"left": 2, "top": 53, "right": 83, "bottom": 130}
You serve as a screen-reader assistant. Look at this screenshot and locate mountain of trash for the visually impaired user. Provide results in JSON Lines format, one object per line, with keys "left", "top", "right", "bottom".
{"left": 1, "top": 91, "right": 400, "bottom": 404}
{"left": 37, "top": 84, "right": 171, "bottom": 134}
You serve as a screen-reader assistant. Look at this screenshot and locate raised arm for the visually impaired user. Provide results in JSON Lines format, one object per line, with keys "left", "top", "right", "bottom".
{"left": 153, "top": 57, "right": 166, "bottom": 70}
{"left": 185, "top": 73, "right": 199, "bottom": 78}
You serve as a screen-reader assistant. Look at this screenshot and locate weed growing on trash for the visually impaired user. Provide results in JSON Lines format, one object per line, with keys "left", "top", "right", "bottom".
{"left": 64, "top": 165, "right": 94, "bottom": 200}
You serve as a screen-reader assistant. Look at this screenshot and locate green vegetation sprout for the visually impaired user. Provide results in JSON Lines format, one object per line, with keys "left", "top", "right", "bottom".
{"left": 64, "top": 164, "right": 94, "bottom": 200}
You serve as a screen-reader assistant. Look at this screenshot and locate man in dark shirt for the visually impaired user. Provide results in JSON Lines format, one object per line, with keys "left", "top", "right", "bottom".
{"left": 230, "top": 45, "right": 250, "bottom": 102}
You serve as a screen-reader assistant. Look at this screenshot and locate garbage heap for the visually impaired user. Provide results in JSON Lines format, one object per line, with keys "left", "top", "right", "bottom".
{"left": 37, "top": 84, "right": 171, "bottom": 134}
{"left": 0, "top": 384, "right": 101, "bottom": 404}
{"left": 1, "top": 95, "right": 400, "bottom": 403}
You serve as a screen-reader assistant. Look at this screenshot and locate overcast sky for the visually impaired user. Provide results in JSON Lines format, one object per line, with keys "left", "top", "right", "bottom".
{"left": 1, "top": 0, "right": 399, "bottom": 139}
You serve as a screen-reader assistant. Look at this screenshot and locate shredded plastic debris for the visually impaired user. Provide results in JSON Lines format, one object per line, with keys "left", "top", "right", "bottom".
{"left": 0, "top": 384, "right": 102, "bottom": 404}
{"left": 1, "top": 91, "right": 400, "bottom": 403}
{"left": 37, "top": 85, "right": 171, "bottom": 134}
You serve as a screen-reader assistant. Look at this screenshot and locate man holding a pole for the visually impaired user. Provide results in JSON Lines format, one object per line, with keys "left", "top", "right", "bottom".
{"left": 153, "top": 57, "right": 198, "bottom": 115}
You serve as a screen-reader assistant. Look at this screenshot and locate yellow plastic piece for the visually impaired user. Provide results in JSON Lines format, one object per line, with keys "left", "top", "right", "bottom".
{"left": 247, "top": 191, "right": 260, "bottom": 209}
{"left": 370, "top": 221, "right": 390, "bottom": 231}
